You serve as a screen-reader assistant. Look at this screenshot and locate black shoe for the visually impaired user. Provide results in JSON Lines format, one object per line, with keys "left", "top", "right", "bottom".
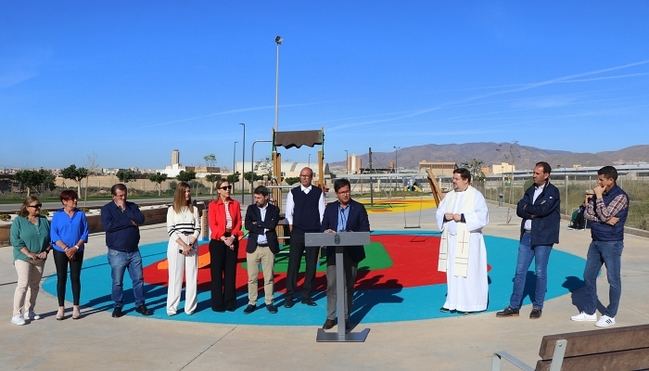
{"left": 135, "top": 305, "right": 153, "bottom": 316}
{"left": 212, "top": 306, "right": 225, "bottom": 312}
{"left": 345, "top": 321, "right": 353, "bottom": 333}
{"left": 112, "top": 307, "right": 123, "bottom": 318}
{"left": 284, "top": 297, "right": 295, "bottom": 308}
{"left": 301, "top": 298, "right": 317, "bottom": 306}
{"left": 226, "top": 304, "right": 236, "bottom": 312}
{"left": 266, "top": 304, "right": 278, "bottom": 314}
{"left": 322, "top": 319, "right": 336, "bottom": 330}
{"left": 496, "top": 306, "right": 519, "bottom": 317}
{"left": 529, "top": 308, "right": 542, "bottom": 319}
{"left": 243, "top": 304, "right": 256, "bottom": 314}
{"left": 439, "top": 307, "right": 451, "bottom": 313}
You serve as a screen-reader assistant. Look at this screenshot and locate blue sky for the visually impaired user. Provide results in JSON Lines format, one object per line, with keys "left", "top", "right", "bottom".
{"left": 2, "top": 1, "right": 649, "bottom": 170}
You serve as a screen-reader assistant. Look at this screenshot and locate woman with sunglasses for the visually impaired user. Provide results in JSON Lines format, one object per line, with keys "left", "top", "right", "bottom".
{"left": 208, "top": 179, "right": 242, "bottom": 312}
{"left": 166, "top": 182, "right": 200, "bottom": 316}
{"left": 10, "top": 196, "right": 51, "bottom": 326}
{"left": 50, "top": 190, "right": 89, "bottom": 320}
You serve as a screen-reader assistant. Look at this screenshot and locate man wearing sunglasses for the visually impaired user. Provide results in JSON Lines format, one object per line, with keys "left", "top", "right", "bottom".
{"left": 284, "top": 167, "right": 326, "bottom": 308}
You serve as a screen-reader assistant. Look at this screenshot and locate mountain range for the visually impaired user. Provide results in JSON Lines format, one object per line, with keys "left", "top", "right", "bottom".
{"left": 332, "top": 143, "right": 649, "bottom": 170}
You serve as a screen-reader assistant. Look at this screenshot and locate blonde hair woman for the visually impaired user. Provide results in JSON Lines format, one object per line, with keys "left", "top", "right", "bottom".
{"left": 166, "top": 182, "right": 201, "bottom": 315}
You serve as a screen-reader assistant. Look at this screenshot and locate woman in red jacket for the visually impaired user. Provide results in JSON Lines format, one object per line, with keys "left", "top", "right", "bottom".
{"left": 208, "top": 180, "right": 243, "bottom": 312}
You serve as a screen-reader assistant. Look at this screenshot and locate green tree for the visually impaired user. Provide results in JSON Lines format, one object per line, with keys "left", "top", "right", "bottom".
{"left": 148, "top": 172, "right": 168, "bottom": 196}
{"left": 14, "top": 170, "right": 43, "bottom": 197}
{"left": 285, "top": 177, "right": 300, "bottom": 185}
{"left": 205, "top": 173, "right": 222, "bottom": 195}
{"left": 39, "top": 169, "right": 56, "bottom": 192}
{"left": 116, "top": 169, "right": 136, "bottom": 183}
{"left": 243, "top": 171, "right": 263, "bottom": 183}
{"left": 176, "top": 170, "right": 196, "bottom": 182}
{"left": 203, "top": 154, "right": 217, "bottom": 167}
{"left": 226, "top": 172, "right": 240, "bottom": 185}
{"left": 61, "top": 164, "right": 89, "bottom": 196}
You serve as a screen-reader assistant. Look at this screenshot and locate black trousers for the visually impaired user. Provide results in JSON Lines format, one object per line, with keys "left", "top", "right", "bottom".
{"left": 53, "top": 249, "right": 84, "bottom": 306}
{"left": 209, "top": 239, "right": 238, "bottom": 309}
{"left": 285, "top": 232, "right": 319, "bottom": 299}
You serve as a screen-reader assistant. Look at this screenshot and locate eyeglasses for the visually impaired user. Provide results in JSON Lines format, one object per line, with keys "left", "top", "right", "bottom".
{"left": 28, "top": 204, "right": 42, "bottom": 208}
{"left": 220, "top": 186, "right": 232, "bottom": 191}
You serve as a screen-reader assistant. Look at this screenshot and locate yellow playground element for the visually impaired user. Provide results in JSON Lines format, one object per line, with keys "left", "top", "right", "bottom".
{"left": 358, "top": 198, "right": 438, "bottom": 214}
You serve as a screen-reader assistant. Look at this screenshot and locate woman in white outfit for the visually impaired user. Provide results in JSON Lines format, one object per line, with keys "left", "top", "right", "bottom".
{"left": 166, "top": 182, "right": 201, "bottom": 315}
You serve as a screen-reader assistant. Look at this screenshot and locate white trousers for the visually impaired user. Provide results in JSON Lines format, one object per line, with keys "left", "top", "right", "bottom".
{"left": 13, "top": 259, "right": 45, "bottom": 316}
{"left": 166, "top": 238, "right": 198, "bottom": 315}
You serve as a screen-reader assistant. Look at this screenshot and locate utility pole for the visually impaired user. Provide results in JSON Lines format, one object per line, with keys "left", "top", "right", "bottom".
{"left": 369, "top": 147, "right": 374, "bottom": 207}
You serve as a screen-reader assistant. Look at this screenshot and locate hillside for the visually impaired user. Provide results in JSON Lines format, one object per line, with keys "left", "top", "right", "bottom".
{"left": 333, "top": 143, "right": 649, "bottom": 170}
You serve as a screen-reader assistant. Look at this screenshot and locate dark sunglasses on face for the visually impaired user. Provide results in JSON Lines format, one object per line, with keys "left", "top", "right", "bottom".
{"left": 29, "top": 204, "right": 43, "bottom": 208}
{"left": 220, "top": 185, "right": 232, "bottom": 190}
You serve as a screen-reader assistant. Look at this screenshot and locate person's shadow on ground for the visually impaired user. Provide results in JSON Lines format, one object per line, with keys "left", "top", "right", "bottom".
{"left": 349, "top": 272, "right": 404, "bottom": 327}
{"left": 562, "top": 275, "right": 606, "bottom": 314}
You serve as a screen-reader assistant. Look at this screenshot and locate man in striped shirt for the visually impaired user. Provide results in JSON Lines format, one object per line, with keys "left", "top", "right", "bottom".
{"left": 571, "top": 166, "right": 629, "bottom": 328}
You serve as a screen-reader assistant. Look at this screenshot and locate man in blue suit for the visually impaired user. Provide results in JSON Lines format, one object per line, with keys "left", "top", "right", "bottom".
{"left": 497, "top": 161, "right": 560, "bottom": 319}
{"left": 321, "top": 178, "right": 370, "bottom": 331}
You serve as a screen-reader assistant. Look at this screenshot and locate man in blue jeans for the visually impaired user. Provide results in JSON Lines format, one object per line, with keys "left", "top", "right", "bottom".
{"left": 496, "top": 161, "right": 560, "bottom": 319}
{"left": 101, "top": 183, "right": 153, "bottom": 318}
{"left": 571, "top": 166, "right": 628, "bottom": 328}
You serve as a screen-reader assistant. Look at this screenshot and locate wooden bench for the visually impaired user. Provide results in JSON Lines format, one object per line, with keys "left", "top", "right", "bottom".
{"left": 492, "top": 324, "right": 649, "bottom": 371}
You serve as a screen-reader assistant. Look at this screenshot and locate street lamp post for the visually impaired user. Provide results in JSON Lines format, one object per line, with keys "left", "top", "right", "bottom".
{"left": 393, "top": 146, "right": 399, "bottom": 173}
{"left": 274, "top": 35, "right": 283, "bottom": 132}
{"left": 240, "top": 123, "right": 246, "bottom": 204}
{"left": 232, "top": 141, "right": 238, "bottom": 196}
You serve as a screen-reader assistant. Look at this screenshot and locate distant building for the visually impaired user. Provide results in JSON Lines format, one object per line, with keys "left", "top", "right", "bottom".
{"left": 418, "top": 161, "right": 457, "bottom": 177}
{"left": 492, "top": 162, "right": 516, "bottom": 174}
{"left": 162, "top": 150, "right": 220, "bottom": 178}
{"left": 349, "top": 154, "right": 362, "bottom": 174}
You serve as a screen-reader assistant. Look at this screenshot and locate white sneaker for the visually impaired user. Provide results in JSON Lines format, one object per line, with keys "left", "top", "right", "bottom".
{"left": 11, "top": 315, "right": 26, "bottom": 326}
{"left": 23, "top": 311, "right": 41, "bottom": 320}
{"left": 571, "top": 311, "right": 597, "bottom": 322}
{"left": 595, "top": 315, "right": 616, "bottom": 328}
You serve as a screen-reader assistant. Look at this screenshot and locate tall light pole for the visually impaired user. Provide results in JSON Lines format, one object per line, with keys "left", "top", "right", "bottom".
{"left": 274, "top": 35, "right": 283, "bottom": 132}
{"left": 393, "top": 146, "right": 399, "bottom": 173}
{"left": 239, "top": 123, "right": 246, "bottom": 204}
{"left": 344, "top": 149, "right": 349, "bottom": 174}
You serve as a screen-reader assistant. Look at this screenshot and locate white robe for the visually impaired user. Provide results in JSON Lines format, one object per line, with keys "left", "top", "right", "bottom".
{"left": 435, "top": 186, "right": 489, "bottom": 312}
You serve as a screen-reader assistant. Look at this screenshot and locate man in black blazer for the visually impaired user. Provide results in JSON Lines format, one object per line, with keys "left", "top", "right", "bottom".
{"left": 244, "top": 186, "right": 280, "bottom": 314}
{"left": 321, "top": 178, "right": 370, "bottom": 330}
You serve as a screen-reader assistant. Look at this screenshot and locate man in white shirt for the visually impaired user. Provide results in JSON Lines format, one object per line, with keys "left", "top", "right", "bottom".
{"left": 284, "top": 167, "right": 326, "bottom": 308}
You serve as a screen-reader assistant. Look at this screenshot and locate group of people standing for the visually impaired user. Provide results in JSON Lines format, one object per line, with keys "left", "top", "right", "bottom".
{"left": 10, "top": 189, "right": 89, "bottom": 325}
{"left": 9, "top": 163, "right": 628, "bottom": 330}
{"left": 437, "top": 164, "right": 628, "bottom": 328}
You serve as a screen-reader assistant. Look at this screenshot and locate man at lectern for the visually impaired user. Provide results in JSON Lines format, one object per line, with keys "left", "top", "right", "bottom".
{"left": 321, "top": 178, "right": 370, "bottom": 331}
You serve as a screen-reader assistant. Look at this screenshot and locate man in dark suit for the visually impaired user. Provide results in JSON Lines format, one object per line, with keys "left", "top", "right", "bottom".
{"left": 243, "top": 186, "right": 280, "bottom": 314}
{"left": 321, "top": 178, "right": 370, "bottom": 331}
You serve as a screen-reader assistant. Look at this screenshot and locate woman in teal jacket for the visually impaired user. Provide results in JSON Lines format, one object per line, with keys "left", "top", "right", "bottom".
{"left": 10, "top": 196, "right": 51, "bottom": 326}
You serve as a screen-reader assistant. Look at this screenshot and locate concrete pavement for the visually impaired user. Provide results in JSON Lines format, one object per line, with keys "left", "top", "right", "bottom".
{"left": 1, "top": 201, "right": 648, "bottom": 370}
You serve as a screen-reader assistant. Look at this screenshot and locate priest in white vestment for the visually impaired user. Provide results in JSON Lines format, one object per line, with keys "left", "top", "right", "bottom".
{"left": 436, "top": 168, "right": 489, "bottom": 313}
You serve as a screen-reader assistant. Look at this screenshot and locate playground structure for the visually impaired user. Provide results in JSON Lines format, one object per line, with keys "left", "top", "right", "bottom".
{"left": 270, "top": 128, "right": 326, "bottom": 213}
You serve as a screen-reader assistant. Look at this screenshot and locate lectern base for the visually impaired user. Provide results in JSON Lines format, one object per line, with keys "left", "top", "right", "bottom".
{"left": 316, "top": 328, "right": 370, "bottom": 342}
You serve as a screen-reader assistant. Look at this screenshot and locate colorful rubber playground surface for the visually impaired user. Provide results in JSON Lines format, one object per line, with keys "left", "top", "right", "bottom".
{"left": 43, "top": 229, "right": 586, "bottom": 326}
